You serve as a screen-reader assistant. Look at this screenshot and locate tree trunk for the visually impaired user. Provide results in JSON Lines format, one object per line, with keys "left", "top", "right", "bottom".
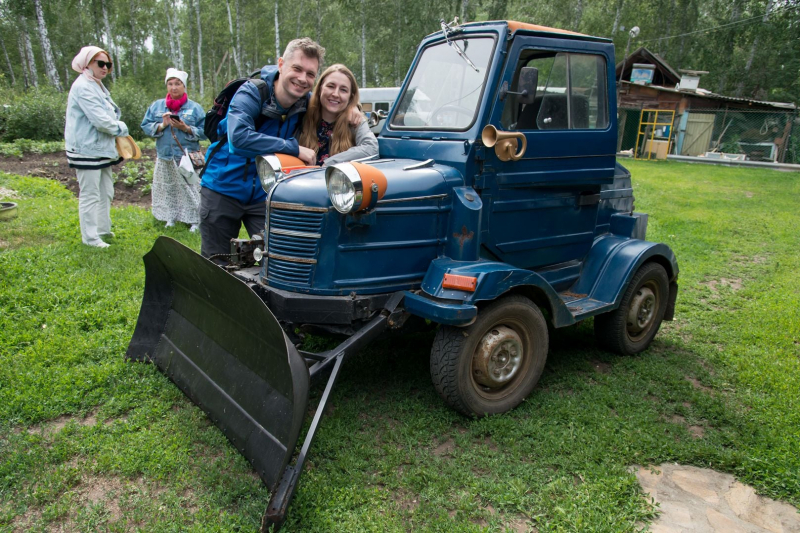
{"left": 164, "top": 0, "right": 179, "bottom": 67}
{"left": 101, "top": 0, "right": 117, "bottom": 81}
{"left": 0, "top": 32, "right": 16, "bottom": 86}
{"left": 17, "top": 35, "right": 30, "bottom": 88}
{"left": 460, "top": 0, "right": 468, "bottom": 22}
{"left": 194, "top": 0, "right": 204, "bottom": 98}
{"left": 275, "top": 0, "right": 281, "bottom": 62}
{"left": 23, "top": 27, "right": 38, "bottom": 87}
{"left": 572, "top": 0, "right": 583, "bottom": 30}
{"left": 295, "top": 0, "right": 304, "bottom": 38}
{"left": 236, "top": 0, "right": 243, "bottom": 70}
{"left": 611, "top": 0, "right": 624, "bottom": 36}
{"left": 736, "top": 0, "right": 773, "bottom": 97}
{"left": 33, "top": 0, "right": 62, "bottom": 90}
{"left": 225, "top": 0, "right": 242, "bottom": 75}
{"left": 393, "top": 0, "right": 401, "bottom": 85}
{"left": 361, "top": 0, "right": 366, "bottom": 87}
{"left": 316, "top": 0, "right": 322, "bottom": 43}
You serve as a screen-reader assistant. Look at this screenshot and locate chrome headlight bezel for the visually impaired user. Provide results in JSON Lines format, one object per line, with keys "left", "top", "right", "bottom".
{"left": 256, "top": 155, "right": 282, "bottom": 194}
{"left": 325, "top": 163, "right": 363, "bottom": 214}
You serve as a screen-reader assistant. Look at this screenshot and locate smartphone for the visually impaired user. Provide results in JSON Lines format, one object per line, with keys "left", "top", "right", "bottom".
{"left": 169, "top": 114, "right": 182, "bottom": 122}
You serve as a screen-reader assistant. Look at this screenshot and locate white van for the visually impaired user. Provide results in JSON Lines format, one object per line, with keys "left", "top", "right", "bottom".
{"left": 359, "top": 87, "right": 400, "bottom": 133}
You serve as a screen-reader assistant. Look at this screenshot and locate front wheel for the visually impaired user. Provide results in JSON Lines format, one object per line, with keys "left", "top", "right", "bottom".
{"left": 594, "top": 262, "right": 669, "bottom": 355}
{"left": 430, "top": 295, "right": 549, "bottom": 417}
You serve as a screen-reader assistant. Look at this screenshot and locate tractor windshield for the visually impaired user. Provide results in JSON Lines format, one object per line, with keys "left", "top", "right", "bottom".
{"left": 389, "top": 37, "right": 495, "bottom": 131}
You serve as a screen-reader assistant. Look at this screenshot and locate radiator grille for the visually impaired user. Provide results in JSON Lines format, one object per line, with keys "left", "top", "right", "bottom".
{"left": 267, "top": 206, "right": 324, "bottom": 285}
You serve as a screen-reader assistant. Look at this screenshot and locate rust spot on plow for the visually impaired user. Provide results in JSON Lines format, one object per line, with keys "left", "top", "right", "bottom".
{"left": 453, "top": 226, "right": 475, "bottom": 249}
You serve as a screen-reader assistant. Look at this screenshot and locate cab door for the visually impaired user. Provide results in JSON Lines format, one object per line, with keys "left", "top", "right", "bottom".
{"left": 478, "top": 36, "right": 617, "bottom": 270}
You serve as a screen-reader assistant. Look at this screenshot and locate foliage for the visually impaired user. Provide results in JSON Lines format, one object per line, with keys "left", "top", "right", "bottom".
{"left": 116, "top": 159, "right": 155, "bottom": 194}
{"left": 0, "top": 160, "right": 799, "bottom": 530}
{"left": 0, "top": 87, "right": 66, "bottom": 141}
{"left": 110, "top": 79, "right": 161, "bottom": 141}
{"left": 0, "top": 0, "right": 797, "bottom": 107}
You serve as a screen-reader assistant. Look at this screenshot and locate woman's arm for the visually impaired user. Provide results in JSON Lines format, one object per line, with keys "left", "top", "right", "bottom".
{"left": 183, "top": 101, "right": 207, "bottom": 141}
{"left": 141, "top": 101, "right": 166, "bottom": 138}
{"left": 76, "top": 85, "right": 128, "bottom": 137}
{"left": 322, "top": 120, "right": 379, "bottom": 166}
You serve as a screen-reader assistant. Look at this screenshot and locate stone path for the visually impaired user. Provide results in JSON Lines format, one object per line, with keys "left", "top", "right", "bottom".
{"left": 635, "top": 463, "right": 800, "bottom": 532}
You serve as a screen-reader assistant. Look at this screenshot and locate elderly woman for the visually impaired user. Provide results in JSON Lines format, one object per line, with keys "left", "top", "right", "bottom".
{"left": 141, "top": 68, "right": 206, "bottom": 231}
{"left": 65, "top": 46, "right": 129, "bottom": 248}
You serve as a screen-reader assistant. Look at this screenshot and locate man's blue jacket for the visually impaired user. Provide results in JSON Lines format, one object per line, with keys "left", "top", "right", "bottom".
{"left": 201, "top": 66, "right": 308, "bottom": 204}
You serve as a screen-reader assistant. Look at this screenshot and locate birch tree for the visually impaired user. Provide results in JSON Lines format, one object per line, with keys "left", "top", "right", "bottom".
{"left": 225, "top": 0, "right": 242, "bottom": 75}
{"left": 22, "top": 26, "right": 38, "bottom": 87}
{"left": 735, "top": 0, "right": 773, "bottom": 97}
{"left": 0, "top": 31, "right": 16, "bottom": 86}
{"left": 361, "top": 0, "right": 366, "bottom": 87}
{"left": 32, "top": 0, "right": 62, "bottom": 90}
{"left": 163, "top": 0, "right": 183, "bottom": 68}
{"left": 101, "top": 0, "right": 117, "bottom": 81}
{"left": 274, "top": 0, "right": 281, "bottom": 64}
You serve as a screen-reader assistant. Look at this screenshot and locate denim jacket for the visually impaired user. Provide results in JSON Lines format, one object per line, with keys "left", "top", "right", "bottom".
{"left": 64, "top": 75, "right": 129, "bottom": 158}
{"left": 141, "top": 98, "right": 206, "bottom": 161}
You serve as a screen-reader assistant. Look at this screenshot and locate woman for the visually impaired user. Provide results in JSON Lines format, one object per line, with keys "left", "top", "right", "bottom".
{"left": 299, "top": 64, "right": 378, "bottom": 166}
{"left": 64, "top": 46, "right": 129, "bottom": 248}
{"left": 141, "top": 68, "right": 206, "bottom": 231}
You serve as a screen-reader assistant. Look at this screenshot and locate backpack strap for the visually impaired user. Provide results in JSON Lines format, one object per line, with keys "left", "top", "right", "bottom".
{"left": 198, "top": 77, "right": 272, "bottom": 180}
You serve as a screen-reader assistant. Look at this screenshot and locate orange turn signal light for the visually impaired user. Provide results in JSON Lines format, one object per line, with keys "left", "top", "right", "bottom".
{"left": 442, "top": 273, "right": 477, "bottom": 292}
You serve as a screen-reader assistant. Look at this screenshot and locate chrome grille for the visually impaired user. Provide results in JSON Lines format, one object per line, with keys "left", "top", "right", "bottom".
{"left": 267, "top": 206, "right": 324, "bottom": 285}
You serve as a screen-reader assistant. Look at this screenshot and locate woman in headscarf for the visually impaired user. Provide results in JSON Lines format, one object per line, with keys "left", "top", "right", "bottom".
{"left": 141, "top": 68, "right": 206, "bottom": 231}
{"left": 64, "top": 46, "right": 129, "bottom": 248}
{"left": 298, "top": 64, "right": 378, "bottom": 166}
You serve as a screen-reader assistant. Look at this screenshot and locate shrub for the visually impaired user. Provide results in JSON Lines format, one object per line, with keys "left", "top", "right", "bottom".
{"left": 0, "top": 87, "right": 67, "bottom": 142}
{"left": 111, "top": 80, "right": 159, "bottom": 141}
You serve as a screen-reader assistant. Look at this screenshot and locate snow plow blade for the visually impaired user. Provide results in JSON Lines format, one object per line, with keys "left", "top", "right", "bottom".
{"left": 126, "top": 236, "right": 309, "bottom": 492}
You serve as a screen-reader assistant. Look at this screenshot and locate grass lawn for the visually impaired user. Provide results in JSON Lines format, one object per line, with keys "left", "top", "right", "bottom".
{"left": 1, "top": 160, "right": 798, "bottom": 532}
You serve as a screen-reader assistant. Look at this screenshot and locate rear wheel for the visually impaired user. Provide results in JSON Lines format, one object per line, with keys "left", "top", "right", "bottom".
{"left": 594, "top": 262, "right": 669, "bottom": 355}
{"left": 430, "top": 295, "right": 548, "bottom": 417}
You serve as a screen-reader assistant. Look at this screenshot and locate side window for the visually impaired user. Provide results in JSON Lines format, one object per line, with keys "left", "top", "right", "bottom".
{"left": 502, "top": 51, "right": 608, "bottom": 131}
{"left": 374, "top": 102, "right": 391, "bottom": 112}
{"left": 362, "top": 103, "right": 373, "bottom": 112}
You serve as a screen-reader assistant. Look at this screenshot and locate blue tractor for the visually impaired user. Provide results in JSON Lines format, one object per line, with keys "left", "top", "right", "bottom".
{"left": 127, "top": 19, "right": 678, "bottom": 529}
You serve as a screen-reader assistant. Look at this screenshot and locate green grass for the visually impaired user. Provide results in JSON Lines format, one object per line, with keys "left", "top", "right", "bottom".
{"left": 1, "top": 160, "right": 799, "bottom": 531}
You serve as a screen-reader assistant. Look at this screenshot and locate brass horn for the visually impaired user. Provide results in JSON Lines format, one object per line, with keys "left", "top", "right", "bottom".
{"left": 481, "top": 125, "right": 527, "bottom": 162}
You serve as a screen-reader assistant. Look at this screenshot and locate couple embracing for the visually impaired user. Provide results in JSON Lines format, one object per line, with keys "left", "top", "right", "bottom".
{"left": 200, "top": 37, "right": 378, "bottom": 262}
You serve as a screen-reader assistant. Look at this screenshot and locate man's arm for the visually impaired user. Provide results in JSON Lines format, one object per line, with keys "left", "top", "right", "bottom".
{"left": 227, "top": 81, "right": 300, "bottom": 159}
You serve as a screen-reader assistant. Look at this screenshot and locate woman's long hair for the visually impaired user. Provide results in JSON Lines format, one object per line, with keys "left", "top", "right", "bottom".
{"left": 299, "top": 64, "right": 360, "bottom": 157}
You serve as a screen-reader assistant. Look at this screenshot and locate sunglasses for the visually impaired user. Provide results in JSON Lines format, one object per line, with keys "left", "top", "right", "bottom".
{"left": 95, "top": 60, "right": 113, "bottom": 70}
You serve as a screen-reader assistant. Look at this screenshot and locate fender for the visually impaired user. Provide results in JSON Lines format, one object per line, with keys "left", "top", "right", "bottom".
{"left": 570, "top": 234, "right": 679, "bottom": 309}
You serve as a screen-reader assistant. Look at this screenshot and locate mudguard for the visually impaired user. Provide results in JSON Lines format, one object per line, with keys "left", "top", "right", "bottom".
{"left": 126, "top": 237, "right": 309, "bottom": 491}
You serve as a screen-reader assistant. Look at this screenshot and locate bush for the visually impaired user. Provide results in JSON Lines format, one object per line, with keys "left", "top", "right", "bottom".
{"left": 111, "top": 79, "right": 159, "bottom": 141}
{"left": 0, "top": 87, "right": 67, "bottom": 142}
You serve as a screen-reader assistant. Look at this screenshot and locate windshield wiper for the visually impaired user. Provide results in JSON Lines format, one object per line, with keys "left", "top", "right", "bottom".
{"left": 440, "top": 18, "right": 479, "bottom": 72}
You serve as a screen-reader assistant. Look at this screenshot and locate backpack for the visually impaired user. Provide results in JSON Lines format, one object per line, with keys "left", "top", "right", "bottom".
{"left": 199, "top": 70, "right": 271, "bottom": 178}
{"left": 204, "top": 70, "right": 270, "bottom": 143}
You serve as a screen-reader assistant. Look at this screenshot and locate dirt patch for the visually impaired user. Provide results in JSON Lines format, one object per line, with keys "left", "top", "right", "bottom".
{"left": 0, "top": 150, "right": 155, "bottom": 208}
{"left": 433, "top": 437, "right": 455, "bottom": 457}
{"left": 700, "top": 278, "right": 743, "bottom": 293}
{"left": 27, "top": 409, "right": 100, "bottom": 436}
{"left": 0, "top": 186, "right": 20, "bottom": 199}
{"left": 392, "top": 489, "right": 420, "bottom": 512}
{"left": 668, "top": 415, "right": 705, "bottom": 439}
{"left": 686, "top": 376, "right": 714, "bottom": 394}
{"left": 744, "top": 191, "right": 754, "bottom": 198}
{"left": 591, "top": 360, "right": 612, "bottom": 374}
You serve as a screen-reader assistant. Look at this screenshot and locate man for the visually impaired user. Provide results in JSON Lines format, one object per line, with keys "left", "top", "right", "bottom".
{"left": 199, "top": 37, "right": 324, "bottom": 262}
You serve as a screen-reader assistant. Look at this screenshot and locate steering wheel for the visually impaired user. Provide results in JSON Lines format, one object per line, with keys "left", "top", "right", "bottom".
{"left": 430, "top": 104, "right": 474, "bottom": 128}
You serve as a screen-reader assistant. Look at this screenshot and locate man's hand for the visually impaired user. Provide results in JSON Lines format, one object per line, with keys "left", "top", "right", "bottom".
{"left": 298, "top": 146, "right": 316, "bottom": 166}
{"left": 348, "top": 107, "right": 364, "bottom": 127}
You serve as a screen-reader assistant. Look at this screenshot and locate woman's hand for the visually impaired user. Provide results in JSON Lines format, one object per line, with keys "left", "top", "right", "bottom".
{"left": 298, "top": 146, "right": 316, "bottom": 166}
{"left": 347, "top": 107, "right": 364, "bottom": 127}
{"left": 161, "top": 112, "right": 173, "bottom": 130}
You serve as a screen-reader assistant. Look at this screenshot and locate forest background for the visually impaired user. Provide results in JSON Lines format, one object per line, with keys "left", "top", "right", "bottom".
{"left": 0, "top": 0, "right": 798, "bottom": 141}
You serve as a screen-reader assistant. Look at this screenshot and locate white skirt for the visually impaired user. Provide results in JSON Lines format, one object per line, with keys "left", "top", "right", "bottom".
{"left": 151, "top": 158, "right": 201, "bottom": 224}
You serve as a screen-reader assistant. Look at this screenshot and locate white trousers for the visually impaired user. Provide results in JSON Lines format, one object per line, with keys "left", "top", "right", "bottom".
{"left": 76, "top": 166, "right": 114, "bottom": 245}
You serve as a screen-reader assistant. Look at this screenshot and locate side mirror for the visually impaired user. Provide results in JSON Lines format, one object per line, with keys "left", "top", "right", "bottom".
{"left": 498, "top": 66, "right": 538, "bottom": 104}
{"left": 516, "top": 67, "right": 538, "bottom": 105}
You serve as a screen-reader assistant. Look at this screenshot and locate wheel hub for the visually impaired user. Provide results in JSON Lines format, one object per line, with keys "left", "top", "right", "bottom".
{"left": 472, "top": 326, "right": 523, "bottom": 388}
{"left": 626, "top": 286, "right": 656, "bottom": 335}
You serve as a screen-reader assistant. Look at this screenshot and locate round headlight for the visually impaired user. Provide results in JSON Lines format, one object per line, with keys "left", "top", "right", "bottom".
{"left": 256, "top": 155, "right": 280, "bottom": 193}
{"left": 325, "top": 167, "right": 357, "bottom": 213}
